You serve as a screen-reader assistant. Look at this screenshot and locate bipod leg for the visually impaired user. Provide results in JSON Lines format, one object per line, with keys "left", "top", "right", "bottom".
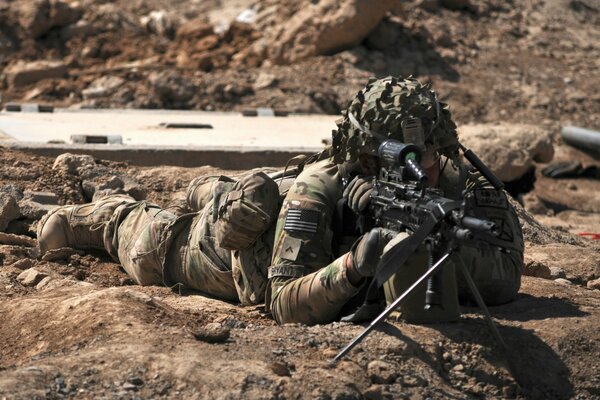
{"left": 333, "top": 251, "right": 453, "bottom": 362}
{"left": 454, "top": 256, "right": 520, "bottom": 385}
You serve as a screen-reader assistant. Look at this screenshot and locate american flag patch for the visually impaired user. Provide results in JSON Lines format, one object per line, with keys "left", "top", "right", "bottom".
{"left": 284, "top": 208, "right": 319, "bottom": 233}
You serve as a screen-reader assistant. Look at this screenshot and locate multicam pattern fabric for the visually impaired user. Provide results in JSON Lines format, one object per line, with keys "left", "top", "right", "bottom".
{"left": 330, "top": 76, "right": 459, "bottom": 164}
{"left": 266, "top": 157, "right": 525, "bottom": 325}
{"left": 39, "top": 171, "right": 280, "bottom": 306}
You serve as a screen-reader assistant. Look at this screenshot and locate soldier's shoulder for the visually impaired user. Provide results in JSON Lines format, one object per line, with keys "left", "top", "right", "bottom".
{"left": 288, "top": 158, "right": 343, "bottom": 203}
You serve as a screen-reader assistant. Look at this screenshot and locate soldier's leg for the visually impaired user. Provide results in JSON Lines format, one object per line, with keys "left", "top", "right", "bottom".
{"left": 104, "top": 202, "right": 177, "bottom": 285}
{"left": 37, "top": 194, "right": 136, "bottom": 253}
{"left": 186, "top": 175, "right": 234, "bottom": 212}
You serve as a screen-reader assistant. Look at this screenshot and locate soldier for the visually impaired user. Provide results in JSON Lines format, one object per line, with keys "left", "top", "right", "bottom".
{"left": 266, "top": 76, "right": 524, "bottom": 325}
{"left": 37, "top": 172, "right": 280, "bottom": 305}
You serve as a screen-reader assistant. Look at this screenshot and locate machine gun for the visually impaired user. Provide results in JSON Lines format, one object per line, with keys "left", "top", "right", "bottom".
{"left": 334, "top": 139, "right": 513, "bottom": 364}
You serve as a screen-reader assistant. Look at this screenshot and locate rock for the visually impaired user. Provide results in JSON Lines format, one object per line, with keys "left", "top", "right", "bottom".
{"left": 176, "top": 17, "right": 213, "bottom": 39}
{"left": 458, "top": 124, "right": 554, "bottom": 182}
{"left": 140, "top": 10, "right": 178, "bottom": 37}
{"left": 401, "top": 374, "right": 428, "bottom": 387}
{"left": 6, "top": 60, "right": 67, "bottom": 88}
{"left": 81, "top": 76, "right": 125, "bottom": 100}
{"left": 52, "top": 153, "right": 96, "bottom": 175}
{"left": 18, "top": 199, "right": 57, "bottom": 220}
{"left": 264, "top": 0, "right": 396, "bottom": 64}
{"left": 550, "top": 267, "right": 566, "bottom": 279}
{"left": 23, "top": 191, "right": 59, "bottom": 205}
{"left": 41, "top": 247, "right": 84, "bottom": 262}
{"left": 11, "top": 259, "right": 34, "bottom": 270}
{"left": 0, "top": 232, "right": 37, "bottom": 247}
{"left": 367, "top": 360, "right": 397, "bottom": 384}
{"left": 192, "top": 323, "right": 230, "bottom": 343}
{"left": 0, "top": 185, "right": 24, "bottom": 202}
{"left": 253, "top": 73, "right": 277, "bottom": 90}
{"left": 524, "top": 261, "right": 552, "bottom": 279}
{"left": 16, "top": 0, "right": 81, "bottom": 38}
{"left": 60, "top": 20, "right": 96, "bottom": 40}
{"left": 269, "top": 361, "right": 291, "bottom": 377}
{"left": 35, "top": 276, "right": 53, "bottom": 290}
{"left": 17, "top": 268, "right": 48, "bottom": 287}
{"left": 555, "top": 278, "right": 573, "bottom": 286}
{"left": 0, "top": 194, "right": 20, "bottom": 232}
{"left": 363, "top": 385, "right": 391, "bottom": 400}
{"left": 150, "top": 71, "right": 196, "bottom": 105}
{"left": 587, "top": 278, "right": 600, "bottom": 290}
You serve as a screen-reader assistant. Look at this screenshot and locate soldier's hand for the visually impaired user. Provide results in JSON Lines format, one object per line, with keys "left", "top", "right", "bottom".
{"left": 344, "top": 175, "right": 375, "bottom": 214}
{"left": 350, "top": 228, "right": 395, "bottom": 278}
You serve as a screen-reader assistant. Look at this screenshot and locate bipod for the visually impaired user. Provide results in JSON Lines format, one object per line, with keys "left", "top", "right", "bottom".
{"left": 333, "top": 248, "right": 517, "bottom": 385}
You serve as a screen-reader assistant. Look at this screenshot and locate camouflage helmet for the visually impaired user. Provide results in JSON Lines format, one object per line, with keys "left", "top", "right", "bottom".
{"left": 330, "top": 76, "right": 459, "bottom": 163}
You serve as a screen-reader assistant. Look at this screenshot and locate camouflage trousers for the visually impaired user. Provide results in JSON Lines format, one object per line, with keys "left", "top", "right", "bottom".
{"left": 55, "top": 171, "right": 280, "bottom": 305}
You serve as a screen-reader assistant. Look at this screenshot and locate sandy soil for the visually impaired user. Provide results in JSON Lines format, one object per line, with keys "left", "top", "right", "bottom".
{"left": 0, "top": 0, "right": 599, "bottom": 398}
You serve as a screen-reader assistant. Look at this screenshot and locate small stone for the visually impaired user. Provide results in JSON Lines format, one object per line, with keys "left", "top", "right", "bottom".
{"left": 11, "top": 259, "right": 34, "bottom": 270}
{"left": 193, "top": 323, "right": 230, "bottom": 343}
{"left": 550, "top": 267, "right": 566, "bottom": 279}
{"left": 451, "top": 364, "right": 465, "bottom": 372}
{"left": 35, "top": 276, "right": 53, "bottom": 290}
{"left": 52, "top": 153, "right": 96, "bottom": 175}
{"left": 363, "top": 384, "right": 389, "bottom": 400}
{"left": 23, "top": 191, "right": 59, "bottom": 205}
{"left": 269, "top": 361, "right": 290, "bottom": 377}
{"left": 367, "top": 360, "right": 397, "bottom": 384}
{"left": 586, "top": 278, "right": 600, "bottom": 290}
{"left": 402, "top": 374, "right": 427, "bottom": 387}
{"left": 122, "top": 382, "right": 138, "bottom": 391}
{"left": 42, "top": 247, "right": 84, "bottom": 261}
{"left": 17, "top": 268, "right": 48, "bottom": 287}
{"left": 554, "top": 278, "right": 572, "bottom": 286}
{"left": 5, "top": 60, "right": 68, "bottom": 88}
{"left": 18, "top": 199, "right": 58, "bottom": 220}
{"left": 523, "top": 261, "right": 551, "bottom": 279}
{"left": 0, "top": 192, "right": 21, "bottom": 231}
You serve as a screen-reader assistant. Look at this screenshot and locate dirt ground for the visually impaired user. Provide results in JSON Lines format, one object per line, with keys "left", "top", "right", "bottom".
{"left": 1, "top": 0, "right": 600, "bottom": 399}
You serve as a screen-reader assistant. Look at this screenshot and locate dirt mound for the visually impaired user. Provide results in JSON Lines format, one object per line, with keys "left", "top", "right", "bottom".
{"left": 0, "top": 146, "right": 598, "bottom": 398}
{"left": 0, "top": 0, "right": 598, "bottom": 125}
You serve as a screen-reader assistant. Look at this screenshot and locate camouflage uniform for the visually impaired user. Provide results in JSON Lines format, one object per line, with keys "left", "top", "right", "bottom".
{"left": 266, "top": 158, "right": 524, "bottom": 325}
{"left": 266, "top": 75, "right": 524, "bottom": 325}
{"left": 38, "top": 172, "right": 279, "bottom": 305}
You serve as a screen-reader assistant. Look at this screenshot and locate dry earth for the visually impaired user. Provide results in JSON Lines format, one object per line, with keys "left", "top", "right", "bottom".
{"left": 0, "top": 0, "right": 600, "bottom": 399}
{"left": 0, "top": 143, "right": 598, "bottom": 399}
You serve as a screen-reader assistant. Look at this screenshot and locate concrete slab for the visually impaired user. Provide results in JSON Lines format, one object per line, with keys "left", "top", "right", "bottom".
{"left": 0, "top": 109, "right": 336, "bottom": 168}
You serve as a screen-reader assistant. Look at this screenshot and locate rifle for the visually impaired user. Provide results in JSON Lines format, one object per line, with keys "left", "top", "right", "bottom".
{"left": 334, "top": 139, "right": 513, "bottom": 364}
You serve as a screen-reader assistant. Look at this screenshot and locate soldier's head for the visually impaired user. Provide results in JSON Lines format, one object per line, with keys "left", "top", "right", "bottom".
{"left": 330, "top": 76, "right": 459, "bottom": 175}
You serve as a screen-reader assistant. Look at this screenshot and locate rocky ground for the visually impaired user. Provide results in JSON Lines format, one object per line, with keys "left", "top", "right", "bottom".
{"left": 0, "top": 0, "right": 599, "bottom": 398}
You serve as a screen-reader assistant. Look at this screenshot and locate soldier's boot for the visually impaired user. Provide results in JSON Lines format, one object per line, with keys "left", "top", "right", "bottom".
{"left": 37, "top": 194, "right": 136, "bottom": 254}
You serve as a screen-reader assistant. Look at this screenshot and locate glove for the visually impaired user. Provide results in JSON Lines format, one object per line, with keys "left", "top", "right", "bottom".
{"left": 343, "top": 175, "right": 375, "bottom": 214}
{"left": 351, "top": 228, "right": 395, "bottom": 277}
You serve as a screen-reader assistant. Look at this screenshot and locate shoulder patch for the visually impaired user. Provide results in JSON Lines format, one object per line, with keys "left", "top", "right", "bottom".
{"left": 278, "top": 236, "right": 302, "bottom": 261}
{"left": 284, "top": 208, "right": 320, "bottom": 233}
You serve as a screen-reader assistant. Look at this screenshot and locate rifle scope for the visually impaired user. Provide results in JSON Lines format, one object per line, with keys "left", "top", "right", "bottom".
{"left": 378, "top": 140, "right": 427, "bottom": 183}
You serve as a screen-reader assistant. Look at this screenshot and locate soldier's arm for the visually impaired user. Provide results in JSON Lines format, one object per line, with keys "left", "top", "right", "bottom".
{"left": 266, "top": 163, "right": 362, "bottom": 325}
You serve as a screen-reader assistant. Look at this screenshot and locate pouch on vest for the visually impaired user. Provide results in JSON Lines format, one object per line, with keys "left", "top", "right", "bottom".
{"left": 215, "top": 172, "right": 279, "bottom": 250}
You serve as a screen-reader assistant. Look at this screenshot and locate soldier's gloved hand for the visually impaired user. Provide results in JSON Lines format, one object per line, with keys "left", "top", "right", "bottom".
{"left": 350, "top": 228, "right": 395, "bottom": 278}
{"left": 344, "top": 175, "right": 375, "bottom": 214}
